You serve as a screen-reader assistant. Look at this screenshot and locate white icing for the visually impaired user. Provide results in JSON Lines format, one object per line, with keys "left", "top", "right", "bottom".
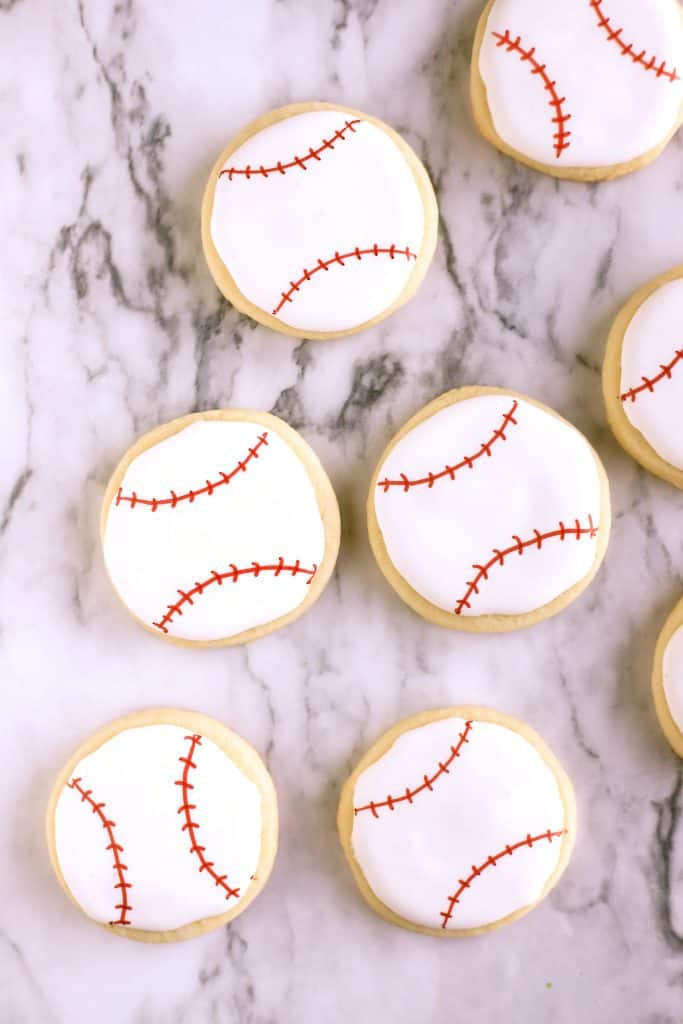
{"left": 373, "top": 394, "right": 603, "bottom": 618}
{"left": 103, "top": 420, "right": 327, "bottom": 642}
{"left": 351, "top": 716, "right": 567, "bottom": 931}
{"left": 663, "top": 625, "right": 683, "bottom": 732}
{"left": 619, "top": 278, "right": 683, "bottom": 470}
{"left": 210, "top": 110, "right": 425, "bottom": 333}
{"left": 479, "top": 0, "right": 683, "bottom": 168}
{"left": 54, "top": 724, "right": 263, "bottom": 932}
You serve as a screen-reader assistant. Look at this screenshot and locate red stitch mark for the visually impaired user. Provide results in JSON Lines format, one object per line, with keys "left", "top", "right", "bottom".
{"left": 439, "top": 829, "right": 566, "bottom": 928}
{"left": 67, "top": 777, "right": 133, "bottom": 926}
{"left": 492, "top": 30, "right": 572, "bottom": 159}
{"left": 271, "top": 245, "right": 417, "bottom": 317}
{"left": 152, "top": 558, "right": 318, "bottom": 635}
{"left": 454, "top": 515, "right": 599, "bottom": 615}
{"left": 377, "top": 401, "right": 519, "bottom": 493}
{"left": 620, "top": 348, "right": 683, "bottom": 403}
{"left": 354, "top": 721, "right": 473, "bottom": 818}
{"left": 115, "top": 433, "right": 269, "bottom": 511}
{"left": 219, "top": 119, "right": 362, "bottom": 180}
{"left": 590, "top": 0, "right": 680, "bottom": 83}
{"left": 175, "top": 734, "right": 241, "bottom": 902}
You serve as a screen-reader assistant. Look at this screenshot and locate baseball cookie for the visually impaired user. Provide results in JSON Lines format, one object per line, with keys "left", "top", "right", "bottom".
{"left": 471, "top": 0, "right": 683, "bottom": 181}
{"left": 653, "top": 596, "right": 683, "bottom": 757}
{"left": 101, "top": 410, "right": 340, "bottom": 646}
{"left": 338, "top": 707, "right": 576, "bottom": 936}
{"left": 201, "top": 102, "right": 437, "bottom": 340}
{"left": 603, "top": 266, "right": 683, "bottom": 489}
{"left": 46, "top": 709, "right": 278, "bottom": 942}
{"left": 368, "top": 387, "right": 610, "bottom": 632}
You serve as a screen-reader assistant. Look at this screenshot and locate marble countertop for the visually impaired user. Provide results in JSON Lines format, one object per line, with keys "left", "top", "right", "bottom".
{"left": 2, "top": 1, "right": 683, "bottom": 1021}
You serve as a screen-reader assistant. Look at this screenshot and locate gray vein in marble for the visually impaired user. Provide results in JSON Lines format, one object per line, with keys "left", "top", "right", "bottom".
{"left": 0, "top": 469, "right": 32, "bottom": 537}
{"left": 331, "top": 353, "right": 404, "bottom": 437}
{"left": 652, "top": 769, "right": 683, "bottom": 951}
{"left": 0, "top": 933, "right": 59, "bottom": 1024}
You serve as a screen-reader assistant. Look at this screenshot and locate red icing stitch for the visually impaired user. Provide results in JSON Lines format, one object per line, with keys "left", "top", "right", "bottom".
{"left": 152, "top": 558, "right": 318, "bottom": 635}
{"left": 271, "top": 245, "right": 417, "bottom": 317}
{"left": 454, "top": 515, "right": 599, "bottom": 615}
{"left": 620, "top": 348, "right": 683, "bottom": 403}
{"left": 377, "top": 401, "right": 519, "bottom": 493}
{"left": 115, "top": 432, "right": 269, "bottom": 512}
{"left": 492, "top": 30, "right": 572, "bottom": 159}
{"left": 590, "top": 0, "right": 680, "bottom": 83}
{"left": 219, "top": 119, "right": 362, "bottom": 180}
{"left": 354, "top": 721, "right": 473, "bottom": 818}
{"left": 439, "top": 829, "right": 567, "bottom": 929}
{"left": 175, "top": 734, "right": 241, "bottom": 902}
{"left": 67, "top": 776, "right": 133, "bottom": 927}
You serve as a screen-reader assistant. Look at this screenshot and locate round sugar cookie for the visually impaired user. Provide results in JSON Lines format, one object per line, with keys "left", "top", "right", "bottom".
{"left": 201, "top": 102, "right": 437, "bottom": 340}
{"left": 471, "top": 0, "right": 683, "bottom": 181}
{"left": 101, "top": 410, "right": 340, "bottom": 646}
{"left": 653, "top": 596, "right": 683, "bottom": 757}
{"left": 338, "top": 707, "right": 576, "bottom": 936}
{"left": 603, "top": 267, "right": 683, "bottom": 489}
{"left": 368, "top": 387, "right": 610, "bottom": 632}
{"left": 46, "top": 709, "right": 278, "bottom": 943}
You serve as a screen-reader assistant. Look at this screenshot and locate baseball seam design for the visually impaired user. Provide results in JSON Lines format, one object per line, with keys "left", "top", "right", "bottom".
{"left": 439, "top": 829, "right": 567, "bottom": 929}
{"left": 590, "top": 0, "right": 680, "bottom": 83}
{"left": 219, "top": 118, "right": 362, "bottom": 180}
{"left": 67, "top": 776, "right": 133, "bottom": 926}
{"left": 272, "top": 245, "right": 418, "bottom": 317}
{"left": 377, "top": 401, "right": 519, "bottom": 493}
{"left": 152, "top": 558, "right": 318, "bottom": 635}
{"left": 114, "top": 433, "right": 269, "bottom": 511}
{"left": 454, "top": 515, "right": 599, "bottom": 615}
{"left": 492, "top": 30, "right": 572, "bottom": 159}
{"left": 620, "top": 348, "right": 683, "bottom": 403}
{"left": 354, "top": 721, "right": 473, "bottom": 819}
{"left": 175, "top": 734, "right": 241, "bottom": 902}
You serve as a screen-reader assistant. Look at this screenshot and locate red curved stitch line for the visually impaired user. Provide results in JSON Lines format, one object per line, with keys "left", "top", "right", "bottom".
{"left": 590, "top": 0, "right": 680, "bottom": 83}
{"left": 439, "top": 829, "right": 566, "bottom": 928}
{"left": 354, "top": 721, "right": 473, "bottom": 818}
{"left": 152, "top": 558, "right": 318, "bottom": 635}
{"left": 219, "top": 119, "right": 362, "bottom": 180}
{"left": 175, "top": 734, "right": 241, "bottom": 902}
{"left": 115, "top": 432, "right": 269, "bottom": 511}
{"left": 492, "top": 30, "right": 572, "bottom": 159}
{"left": 67, "top": 777, "right": 133, "bottom": 926}
{"left": 377, "top": 401, "right": 519, "bottom": 493}
{"left": 454, "top": 515, "right": 599, "bottom": 616}
{"left": 271, "top": 245, "right": 417, "bottom": 317}
{"left": 620, "top": 348, "right": 683, "bottom": 403}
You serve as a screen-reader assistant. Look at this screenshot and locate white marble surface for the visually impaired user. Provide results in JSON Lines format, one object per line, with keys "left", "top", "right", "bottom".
{"left": 2, "top": 1, "right": 683, "bottom": 1021}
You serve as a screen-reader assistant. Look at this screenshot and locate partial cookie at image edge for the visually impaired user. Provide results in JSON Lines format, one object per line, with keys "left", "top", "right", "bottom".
{"left": 602, "top": 265, "right": 683, "bottom": 490}
{"left": 653, "top": 597, "right": 683, "bottom": 758}
{"left": 469, "top": 0, "right": 683, "bottom": 182}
